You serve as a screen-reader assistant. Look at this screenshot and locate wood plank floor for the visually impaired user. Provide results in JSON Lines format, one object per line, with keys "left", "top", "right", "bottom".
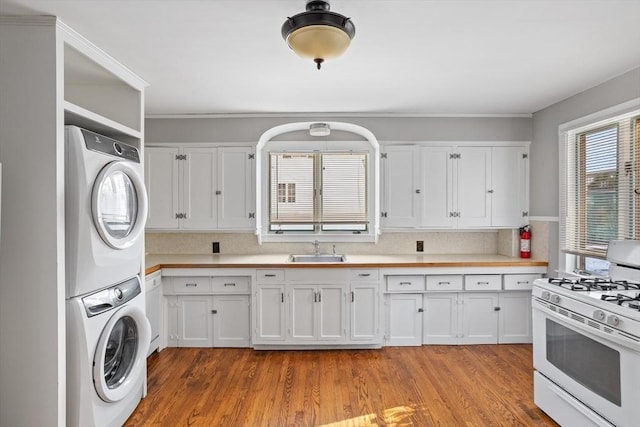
{"left": 124, "top": 345, "right": 557, "bottom": 427}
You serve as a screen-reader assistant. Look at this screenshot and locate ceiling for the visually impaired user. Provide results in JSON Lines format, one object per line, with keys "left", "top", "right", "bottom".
{"left": 2, "top": 0, "right": 639, "bottom": 116}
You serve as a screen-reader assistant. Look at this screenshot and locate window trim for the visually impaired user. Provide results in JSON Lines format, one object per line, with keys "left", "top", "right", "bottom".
{"left": 256, "top": 122, "right": 380, "bottom": 244}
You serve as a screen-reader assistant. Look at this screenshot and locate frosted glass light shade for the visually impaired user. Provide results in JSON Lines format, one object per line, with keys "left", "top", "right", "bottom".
{"left": 287, "top": 25, "right": 351, "bottom": 60}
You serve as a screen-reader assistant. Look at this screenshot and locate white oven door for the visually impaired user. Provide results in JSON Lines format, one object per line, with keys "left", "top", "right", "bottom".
{"left": 532, "top": 300, "right": 640, "bottom": 427}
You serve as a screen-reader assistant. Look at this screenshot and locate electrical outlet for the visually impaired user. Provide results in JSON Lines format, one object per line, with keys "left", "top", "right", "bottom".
{"left": 416, "top": 240, "right": 424, "bottom": 252}
{"left": 212, "top": 242, "right": 220, "bottom": 253}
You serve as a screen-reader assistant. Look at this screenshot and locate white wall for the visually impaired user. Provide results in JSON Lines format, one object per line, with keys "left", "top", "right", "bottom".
{"left": 530, "top": 67, "right": 640, "bottom": 273}
{"left": 0, "top": 18, "right": 65, "bottom": 426}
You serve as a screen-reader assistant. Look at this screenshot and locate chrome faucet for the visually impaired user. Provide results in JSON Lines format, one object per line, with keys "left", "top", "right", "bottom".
{"left": 312, "top": 240, "right": 320, "bottom": 255}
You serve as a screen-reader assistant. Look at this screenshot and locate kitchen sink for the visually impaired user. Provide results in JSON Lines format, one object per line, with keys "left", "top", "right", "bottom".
{"left": 288, "top": 254, "right": 347, "bottom": 263}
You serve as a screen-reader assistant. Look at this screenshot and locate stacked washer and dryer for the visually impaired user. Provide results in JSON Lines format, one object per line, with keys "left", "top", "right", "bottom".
{"left": 65, "top": 126, "right": 150, "bottom": 427}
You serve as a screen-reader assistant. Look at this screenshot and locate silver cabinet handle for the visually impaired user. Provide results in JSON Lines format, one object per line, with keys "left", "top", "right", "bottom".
{"left": 264, "top": 274, "right": 276, "bottom": 277}
{"left": 351, "top": 291, "right": 354, "bottom": 302}
{"left": 281, "top": 293, "right": 284, "bottom": 303}
{"left": 399, "top": 282, "right": 412, "bottom": 286}
{"left": 438, "top": 281, "right": 450, "bottom": 285}
{"left": 517, "top": 281, "right": 530, "bottom": 285}
{"left": 224, "top": 283, "right": 236, "bottom": 287}
{"left": 185, "top": 283, "right": 197, "bottom": 287}
{"left": 477, "top": 281, "right": 489, "bottom": 285}
{"left": 358, "top": 273, "right": 371, "bottom": 277}
{"left": 211, "top": 309, "right": 218, "bottom": 314}
{"left": 318, "top": 292, "right": 321, "bottom": 303}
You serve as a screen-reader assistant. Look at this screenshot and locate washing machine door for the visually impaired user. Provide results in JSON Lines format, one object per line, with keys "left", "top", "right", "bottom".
{"left": 93, "top": 303, "right": 151, "bottom": 403}
{"left": 92, "top": 161, "right": 148, "bottom": 249}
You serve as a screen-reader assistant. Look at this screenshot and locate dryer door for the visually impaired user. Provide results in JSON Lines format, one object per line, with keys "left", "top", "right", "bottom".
{"left": 93, "top": 303, "right": 151, "bottom": 403}
{"left": 92, "top": 161, "right": 148, "bottom": 249}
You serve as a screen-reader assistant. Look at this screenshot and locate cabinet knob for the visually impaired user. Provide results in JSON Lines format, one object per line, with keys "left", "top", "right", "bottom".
{"left": 418, "top": 308, "right": 424, "bottom": 313}
{"left": 211, "top": 310, "right": 218, "bottom": 314}
{"left": 494, "top": 307, "right": 501, "bottom": 311}
{"left": 415, "top": 189, "right": 421, "bottom": 194}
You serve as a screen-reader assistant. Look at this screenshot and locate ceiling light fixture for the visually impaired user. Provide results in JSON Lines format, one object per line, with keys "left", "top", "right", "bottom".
{"left": 281, "top": 0, "right": 355, "bottom": 70}
{"left": 309, "top": 123, "right": 331, "bottom": 137}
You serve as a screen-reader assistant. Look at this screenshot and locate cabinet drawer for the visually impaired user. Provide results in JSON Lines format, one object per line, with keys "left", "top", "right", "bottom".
{"left": 350, "top": 269, "right": 379, "bottom": 281}
{"left": 464, "top": 275, "right": 501, "bottom": 291}
{"left": 387, "top": 275, "right": 425, "bottom": 292}
{"left": 503, "top": 274, "right": 541, "bottom": 290}
{"left": 426, "top": 275, "right": 463, "bottom": 291}
{"left": 256, "top": 269, "right": 285, "bottom": 282}
{"left": 211, "top": 276, "right": 250, "bottom": 293}
{"left": 172, "top": 277, "right": 211, "bottom": 294}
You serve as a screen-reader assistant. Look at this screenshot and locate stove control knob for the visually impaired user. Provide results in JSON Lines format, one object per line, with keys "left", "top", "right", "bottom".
{"left": 607, "top": 315, "right": 621, "bottom": 327}
{"left": 550, "top": 294, "right": 561, "bottom": 304}
{"left": 593, "top": 310, "right": 606, "bottom": 321}
{"left": 541, "top": 291, "right": 551, "bottom": 300}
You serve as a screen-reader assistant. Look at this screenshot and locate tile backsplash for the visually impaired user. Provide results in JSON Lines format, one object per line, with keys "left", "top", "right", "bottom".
{"left": 145, "top": 229, "right": 548, "bottom": 260}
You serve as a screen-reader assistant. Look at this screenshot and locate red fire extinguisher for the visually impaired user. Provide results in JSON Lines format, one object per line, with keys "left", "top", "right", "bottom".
{"left": 520, "top": 225, "right": 531, "bottom": 258}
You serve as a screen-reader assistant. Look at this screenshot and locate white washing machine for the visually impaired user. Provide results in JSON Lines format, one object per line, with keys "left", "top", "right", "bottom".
{"left": 67, "top": 276, "right": 151, "bottom": 427}
{"left": 65, "top": 126, "right": 148, "bottom": 298}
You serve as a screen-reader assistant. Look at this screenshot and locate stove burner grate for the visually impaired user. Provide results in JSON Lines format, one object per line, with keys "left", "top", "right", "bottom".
{"left": 547, "top": 277, "right": 640, "bottom": 292}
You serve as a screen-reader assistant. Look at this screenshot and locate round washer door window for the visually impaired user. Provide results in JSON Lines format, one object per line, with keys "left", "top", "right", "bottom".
{"left": 92, "top": 161, "right": 148, "bottom": 249}
{"left": 93, "top": 304, "right": 151, "bottom": 403}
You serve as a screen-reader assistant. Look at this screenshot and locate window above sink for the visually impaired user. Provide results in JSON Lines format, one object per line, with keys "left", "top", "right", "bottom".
{"left": 255, "top": 122, "right": 380, "bottom": 244}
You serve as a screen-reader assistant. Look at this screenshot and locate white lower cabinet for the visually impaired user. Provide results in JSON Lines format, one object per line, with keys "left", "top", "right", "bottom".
{"left": 290, "top": 284, "right": 346, "bottom": 342}
{"left": 422, "top": 291, "right": 533, "bottom": 344}
{"left": 498, "top": 291, "right": 533, "bottom": 343}
{"left": 164, "top": 274, "right": 251, "bottom": 348}
{"left": 255, "top": 284, "right": 287, "bottom": 342}
{"left": 423, "top": 292, "right": 459, "bottom": 344}
{"left": 350, "top": 283, "right": 380, "bottom": 342}
{"left": 253, "top": 269, "right": 382, "bottom": 347}
{"left": 387, "top": 294, "right": 423, "bottom": 346}
{"left": 460, "top": 292, "right": 499, "bottom": 344}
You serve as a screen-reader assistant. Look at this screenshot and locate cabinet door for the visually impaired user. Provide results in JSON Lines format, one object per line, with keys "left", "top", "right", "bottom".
{"left": 217, "top": 147, "right": 254, "bottom": 229}
{"left": 182, "top": 147, "right": 217, "bottom": 229}
{"left": 165, "top": 295, "right": 179, "bottom": 347}
{"left": 317, "top": 285, "right": 346, "bottom": 341}
{"left": 387, "top": 294, "right": 423, "bottom": 346}
{"left": 350, "top": 284, "right": 379, "bottom": 342}
{"left": 423, "top": 293, "right": 459, "bottom": 344}
{"left": 498, "top": 292, "right": 532, "bottom": 343}
{"left": 212, "top": 295, "right": 250, "bottom": 347}
{"left": 145, "top": 147, "right": 180, "bottom": 229}
{"left": 290, "top": 285, "right": 317, "bottom": 341}
{"left": 145, "top": 273, "right": 162, "bottom": 355}
{"left": 381, "top": 146, "right": 421, "bottom": 228}
{"left": 177, "top": 295, "right": 213, "bottom": 347}
{"left": 491, "top": 146, "right": 528, "bottom": 227}
{"left": 420, "top": 146, "right": 455, "bottom": 228}
{"left": 456, "top": 146, "right": 491, "bottom": 227}
{"left": 460, "top": 292, "right": 499, "bottom": 344}
{"left": 255, "top": 284, "right": 286, "bottom": 342}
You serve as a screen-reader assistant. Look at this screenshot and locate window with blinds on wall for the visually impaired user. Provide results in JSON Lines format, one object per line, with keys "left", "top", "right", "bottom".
{"left": 560, "top": 110, "right": 640, "bottom": 272}
{"left": 269, "top": 152, "right": 368, "bottom": 233}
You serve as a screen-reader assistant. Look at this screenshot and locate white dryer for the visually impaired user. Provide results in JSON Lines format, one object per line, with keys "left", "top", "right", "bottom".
{"left": 65, "top": 126, "right": 148, "bottom": 297}
{"left": 67, "top": 276, "right": 151, "bottom": 427}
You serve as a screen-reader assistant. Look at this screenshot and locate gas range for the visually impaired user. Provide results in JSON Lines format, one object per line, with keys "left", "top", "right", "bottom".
{"left": 533, "top": 240, "right": 640, "bottom": 340}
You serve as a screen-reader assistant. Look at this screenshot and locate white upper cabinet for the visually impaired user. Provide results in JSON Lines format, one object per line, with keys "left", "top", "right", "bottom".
{"left": 381, "top": 146, "right": 421, "bottom": 228}
{"left": 145, "top": 145, "right": 255, "bottom": 230}
{"left": 421, "top": 146, "right": 456, "bottom": 228}
{"left": 381, "top": 143, "right": 529, "bottom": 230}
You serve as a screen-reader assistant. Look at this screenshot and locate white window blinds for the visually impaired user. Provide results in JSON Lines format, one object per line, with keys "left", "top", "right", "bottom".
{"left": 560, "top": 111, "right": 640, "bottom": 258}
{"left": 269, "top": 152, "right": 368, "bottom": 232}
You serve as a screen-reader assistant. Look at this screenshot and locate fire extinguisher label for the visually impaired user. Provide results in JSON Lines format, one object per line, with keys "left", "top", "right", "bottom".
{"left": 521, "top": 239, "right": 530, "bottom": 251}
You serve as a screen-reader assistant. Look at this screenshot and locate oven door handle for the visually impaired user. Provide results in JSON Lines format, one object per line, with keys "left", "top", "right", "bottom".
{"left": 532, "top": 300, "right": 640, "bottom": 351}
